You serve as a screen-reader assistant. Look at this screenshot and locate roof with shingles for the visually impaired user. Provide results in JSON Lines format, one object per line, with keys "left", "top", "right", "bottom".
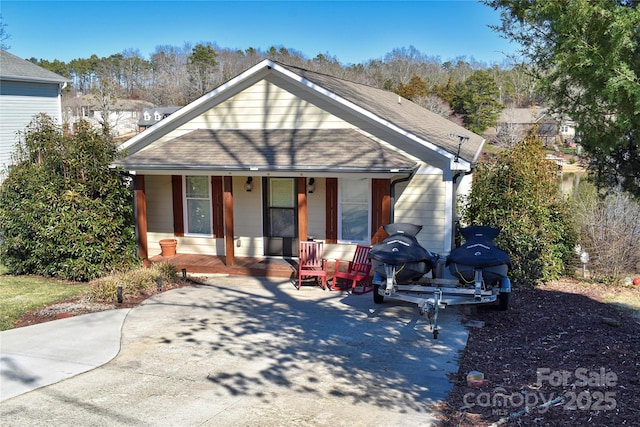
{"left": 118, "top": 59, "right": 484, "bottom": 172}
{"left": 119, "top": 128, "right": 418, "bottom": 172}
{"left": 276, "top": 62, "right": 484, "bottom": 165}
{"left": 0, "top": 50, "right": 69, "bottom": 84}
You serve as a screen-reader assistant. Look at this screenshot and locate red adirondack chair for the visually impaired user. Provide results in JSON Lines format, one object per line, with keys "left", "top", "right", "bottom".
{"left": 297, "top": 241, "right": 328, "bottom": 290}
{"left": 330, "top": 244, "right": 373, "bottom": 294}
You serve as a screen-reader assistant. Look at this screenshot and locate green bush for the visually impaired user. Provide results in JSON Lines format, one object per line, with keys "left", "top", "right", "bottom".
{"left": 460, "top": 134, "right": 579, "bottom": 286}
{"left": 0, "top": 114, "right": 138, "bottom": 281}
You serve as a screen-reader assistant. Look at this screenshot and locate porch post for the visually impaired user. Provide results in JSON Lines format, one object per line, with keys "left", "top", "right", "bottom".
{"left": 298, "top": 177, "right": 308, "bottom": 242}
{"left": 223, "top": 176, "right": 235, "bottom": 266}
{"left": 134, "top": 175, "right": 149, "bottom": 264}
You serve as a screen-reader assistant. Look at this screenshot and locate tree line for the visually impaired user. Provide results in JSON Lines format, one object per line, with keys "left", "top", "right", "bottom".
{"left": 30, "top": 43, "right": 539, "bottom": 135}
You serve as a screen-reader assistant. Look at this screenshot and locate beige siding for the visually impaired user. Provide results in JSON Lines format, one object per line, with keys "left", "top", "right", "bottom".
{"left": 145, "top": 80, "right": 353, "bottom": 148}
{"left": 307, "top": 178, "right": 326, "bottom": 240}
{"left": 394, "top": 173, "right": 447, "bottom": 254}
{"left": 232, "top": 176, "right": 264, "bottom": 257}
{"left": 145, "top": 175, "right": 225, "bottom": 257}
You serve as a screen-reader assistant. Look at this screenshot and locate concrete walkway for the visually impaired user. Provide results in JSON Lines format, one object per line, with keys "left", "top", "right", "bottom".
{"left": 0, "top": 276, "right": 469, "bottom": 426}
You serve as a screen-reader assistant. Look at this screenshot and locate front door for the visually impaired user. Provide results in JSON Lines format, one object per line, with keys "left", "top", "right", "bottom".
{"left": 263, "top": 177, "right": 298, "bottom": 256}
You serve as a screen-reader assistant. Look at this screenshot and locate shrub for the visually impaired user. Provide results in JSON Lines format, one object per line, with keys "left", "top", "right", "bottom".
{"left": 86, "top": 262, "right": 180, "bottom": 302}
{"left": 0, "top": 114, "right": 138, "bottom": 281}
{"left": 460, "top": 133, "right": 579, "bottom": 286}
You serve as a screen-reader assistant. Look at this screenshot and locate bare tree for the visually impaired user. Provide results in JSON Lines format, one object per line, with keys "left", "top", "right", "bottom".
{"left": 0, "top": 14, "right": 10, "bottom": 50}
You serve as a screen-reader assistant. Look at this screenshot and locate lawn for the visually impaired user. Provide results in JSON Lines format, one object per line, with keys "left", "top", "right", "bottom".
{"left": 0, "top": 273, "right": 88, "bottom": 331}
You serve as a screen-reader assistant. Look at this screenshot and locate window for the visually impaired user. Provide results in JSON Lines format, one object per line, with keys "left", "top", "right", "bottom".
{"left": 143, "top": 112, "right": 150, "bottom": 121}
{"left": 184, "top": 176, "right": 212, "bottom": 236}
{"left": 338, "top": 178, "right": 370, "bottom": 243}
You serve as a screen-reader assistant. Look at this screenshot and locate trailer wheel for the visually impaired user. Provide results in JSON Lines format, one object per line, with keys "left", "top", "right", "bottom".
{"left": 498, "top": 292, "right": 510, "bottom": 311}
{"left": 373, "top": 284, "right": 384, "bottom": 304}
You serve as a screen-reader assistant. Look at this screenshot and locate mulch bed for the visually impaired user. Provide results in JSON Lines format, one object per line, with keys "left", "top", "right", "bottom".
{"left": 435, "top": 279, "right": 640, "bottom": 426}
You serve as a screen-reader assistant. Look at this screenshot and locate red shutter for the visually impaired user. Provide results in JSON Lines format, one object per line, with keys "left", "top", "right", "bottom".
{"left": 211, "top": 176, "right": 224, "bottom": 237}
{"left": 171, "top": 175, "right": 184, "bottom": 237}
{"left": 371, "top": 178, "right": 391, "bottom": 245}
{"left": 325, "top": 178, "right": 338, "bottom": 243}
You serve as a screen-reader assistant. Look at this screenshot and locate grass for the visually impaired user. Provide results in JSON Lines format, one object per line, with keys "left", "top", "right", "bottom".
{"left": 0, "top": 274, "right": 88, "bottom": 331}
{"left": 601, "top": 286, "right": 640, "bottom": 321}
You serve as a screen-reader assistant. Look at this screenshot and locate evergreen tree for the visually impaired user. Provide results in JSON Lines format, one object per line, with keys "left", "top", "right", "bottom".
{"left": 0, "top": 114, "right": 138, "bottom": 281}
{"left": 460, "top": 132, "right": 578, "bottom": 286}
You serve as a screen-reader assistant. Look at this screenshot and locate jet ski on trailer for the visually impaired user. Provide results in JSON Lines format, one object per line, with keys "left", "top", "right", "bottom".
{"left": 371, "top": 223, "right": 512, "bottom": 339}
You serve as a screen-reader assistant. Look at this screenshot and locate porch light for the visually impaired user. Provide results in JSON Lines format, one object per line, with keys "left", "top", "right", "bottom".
{"left": 308, "top": 178, "right": 316, "bottom": 193}
{"left": 245, "top": 177, "right": 253, "bottom": 192}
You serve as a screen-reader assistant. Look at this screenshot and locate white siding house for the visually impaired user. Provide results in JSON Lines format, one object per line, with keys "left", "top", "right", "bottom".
{"left": 116, "top": 60, "right": 485, "bottom": 265}
{"left": 0, "top": 50, "right": 69, "bottom": 182}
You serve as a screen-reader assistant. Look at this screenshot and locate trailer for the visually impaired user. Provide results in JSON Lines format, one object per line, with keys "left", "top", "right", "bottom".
{"left": 371, "top": 264, "right": 511, "bottom": 339}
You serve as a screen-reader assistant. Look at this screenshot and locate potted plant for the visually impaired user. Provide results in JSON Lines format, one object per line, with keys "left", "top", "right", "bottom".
{"left": 159, "top": 239, "right": 178, "bottom": 257}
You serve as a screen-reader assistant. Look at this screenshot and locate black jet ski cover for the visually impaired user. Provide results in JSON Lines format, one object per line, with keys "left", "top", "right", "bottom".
{"left": 382, "top": 223, "right": 423, "bottom": 237}
{"left": 370, "top": 223, "right": 438, "bottom": 266}
{"left": 447, "top": 226, "right": 512, "bottom": 269}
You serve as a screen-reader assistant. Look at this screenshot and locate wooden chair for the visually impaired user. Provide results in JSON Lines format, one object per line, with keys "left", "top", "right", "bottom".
{"left": 297, "top": 241, "right": 328, "bottom": 290}
{"left": 330, "top": 244, "right": 373, "bottom": 294}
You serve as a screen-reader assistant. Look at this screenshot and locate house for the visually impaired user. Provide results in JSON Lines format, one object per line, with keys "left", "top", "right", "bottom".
{"left": 64, "top": 95, "right": 153, "bottom": 137}
{"left": 0, "top": 50, "right": 69, "bottom": 182}
{"left": 487, "top": 106, "right": 575, "bottom": 147}
{"left": 115, "top": 60, "right": 485, "bottom": 268}
{"left": 138, "top": 106, "right": 181, "bottom": 132}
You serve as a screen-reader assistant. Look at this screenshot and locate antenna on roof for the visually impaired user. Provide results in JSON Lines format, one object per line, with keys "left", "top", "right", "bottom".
{"left": 449, "top": 133, "right": 469, "bottom": 163}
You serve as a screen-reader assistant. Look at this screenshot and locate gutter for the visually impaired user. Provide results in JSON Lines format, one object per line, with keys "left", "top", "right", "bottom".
{"left": 389, "top": 168, "right": 417, "bottom": 222}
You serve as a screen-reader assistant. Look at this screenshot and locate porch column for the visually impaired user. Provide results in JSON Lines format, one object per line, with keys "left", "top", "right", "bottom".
{"left": 298, "top": 177, "right": 308, "bottom": 242}
{"left": 134, "top": 175, "right": 149, "bottom": 264}
{"left": 223, "top": 176, "right": 235, "bottom": 266}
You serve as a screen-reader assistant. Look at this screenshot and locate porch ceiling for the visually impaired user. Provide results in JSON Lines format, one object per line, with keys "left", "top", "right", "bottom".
{"left": 116, "top": 128, "right": 418, "bottom": 173}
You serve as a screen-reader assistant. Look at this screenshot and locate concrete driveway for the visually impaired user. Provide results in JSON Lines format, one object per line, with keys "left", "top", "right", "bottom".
{"left": 0, "top": 276, "right": 468, "bottom": 426}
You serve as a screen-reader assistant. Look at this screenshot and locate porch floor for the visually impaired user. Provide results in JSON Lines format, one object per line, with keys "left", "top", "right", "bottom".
{"left": 149, "top": 253, "right": 302, "bottom": 279}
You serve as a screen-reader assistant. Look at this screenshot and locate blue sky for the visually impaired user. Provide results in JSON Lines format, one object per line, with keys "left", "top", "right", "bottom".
{"left": 2, "top": 0, "right": 518, "bottom": 65}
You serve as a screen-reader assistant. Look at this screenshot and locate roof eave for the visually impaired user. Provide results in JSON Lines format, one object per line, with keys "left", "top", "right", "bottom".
{"left": 1, "top": 74, "right": 70, "bottom": 85}
{"left": 113, "top": 162, "right": 417, "bottom": 175}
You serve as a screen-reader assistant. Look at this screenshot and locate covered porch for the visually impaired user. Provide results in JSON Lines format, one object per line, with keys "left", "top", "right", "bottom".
{"left": 149, "top": 253, "right": 300, "bottom": 279}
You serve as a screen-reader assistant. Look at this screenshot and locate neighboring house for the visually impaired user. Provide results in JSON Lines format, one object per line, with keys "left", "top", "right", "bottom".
{"left": 63, "top": 95, "right": 153, "bottom": 137}
{"left": 488, "top": 106, "right": 575, "bottom": 147}
{"left": 138, "top": 107, "right": 181, "bottom": 132}
{"left": 115, "top": 60, "right": 485, "bottom": 266}
{"left": 0, "top": 50, "right": 69, "bottom": 182}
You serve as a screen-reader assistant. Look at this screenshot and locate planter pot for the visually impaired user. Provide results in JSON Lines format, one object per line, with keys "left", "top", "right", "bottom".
{"left": 159, "top": 239, "right": 178, "bottom": 258}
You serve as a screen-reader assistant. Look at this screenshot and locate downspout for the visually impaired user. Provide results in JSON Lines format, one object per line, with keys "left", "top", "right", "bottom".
{"left": 390, "top": 168, "right": 417, "bottom": 223}
{"left": 451, "top": 164, "right": 477, "bottom": 247}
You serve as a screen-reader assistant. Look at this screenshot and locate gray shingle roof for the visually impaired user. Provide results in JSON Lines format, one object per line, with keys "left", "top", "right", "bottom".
{"left": 0, "top": 50, "right": 69, "bottom": 84}
{"left": 275, "top": 62, "right": 484, "bottom": 165}
{"left": 118, "top": 128, "right": 417, "bottom": 172}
